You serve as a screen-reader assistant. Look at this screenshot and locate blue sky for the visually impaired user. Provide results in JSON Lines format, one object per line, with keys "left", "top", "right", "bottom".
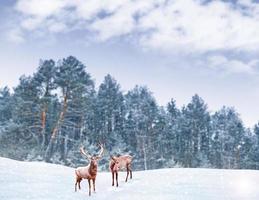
{"left": 0, "top": 0, "right": 259, "bottom": 127}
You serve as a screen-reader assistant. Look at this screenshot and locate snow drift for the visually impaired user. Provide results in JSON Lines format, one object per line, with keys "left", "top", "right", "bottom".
{"left": 0, "top": 157, "right": 259, "bottom": 200}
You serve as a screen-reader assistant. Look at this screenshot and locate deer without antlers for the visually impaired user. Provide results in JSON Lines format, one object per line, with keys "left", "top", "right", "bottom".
{"left": 75, "top": 144, "right": 104, "bottom": 196}
{"left": 109, "top": 155, "right": 133, "bottom": 187}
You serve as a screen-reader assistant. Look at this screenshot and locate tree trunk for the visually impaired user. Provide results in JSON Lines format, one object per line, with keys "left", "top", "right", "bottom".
{"left": 40, "top": 106, "right": 47, "bottom": 152}
{"left": 45, "top": 95, "right": 68, "bottom": 162}
{"left": 142, "top": 137, "right": 147, "bottom": 170}
{"left": 60, "top": 132, "right": 69, "bottom": 162}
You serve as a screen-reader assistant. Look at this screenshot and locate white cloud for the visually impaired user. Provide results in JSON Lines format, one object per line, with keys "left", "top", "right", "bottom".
{"left": 11, "top": 0, "right": 259, "bottom": 53}
{"left": 7, "top": 28, "right": 25, "bottom": 44}
{"left": 206, "top": 55, "right": 259, "bottom": 75}
{"left": 72, "top": 0, "right": 128, "bottom": 20}
{"left": 8, "top": 0, "right": 259, "bottom": 75}
{"left": 20, "top": 17, "right": 44, "bottom": 31}
{"left": 47, "top": 21, "right": 67, "bottom": 33}
{"left": 138, "top": 0, "right": 259, "bottom": 53}
{"left": 15, "top": 0, "right": 66, "bottom": 17}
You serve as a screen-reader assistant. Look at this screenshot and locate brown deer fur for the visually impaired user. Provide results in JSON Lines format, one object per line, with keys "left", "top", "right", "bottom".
{"left": 109, "top": 155, "right": 133, "bottom": 187}
{"left": 75, "top": 144, "right": 104, "bottom": 196}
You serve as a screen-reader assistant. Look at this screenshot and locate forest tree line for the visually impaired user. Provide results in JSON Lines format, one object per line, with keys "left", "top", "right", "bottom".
{"left": 0, "top": 56, "right": 259, "bottom": 170}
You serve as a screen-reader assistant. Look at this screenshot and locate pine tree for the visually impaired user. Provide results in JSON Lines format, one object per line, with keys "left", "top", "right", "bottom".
{"left": 6, "top": 76, "right": 41, "bottom": 159}
{"left": 165, "top": 99, "right": 180, "bottom": 166}
{"left": 211, "top": 107, "right": 245, "bottom": 169}
{"left": 178, "top": 95, "right": 211, "bottom": 167}
{"left": 153, "top": 107, "right": 170, "bottom": 168}
{"left": 0, "top": 87, "right": 12, "bottom": 123}
{"left": 33, "top": 59, "right": 57, "bottom": 150}
{"left": 125, "top": 86, "right": 158, "bottom": 170}
{"left": 95, "top": 74, "right": 125, "bottom": 151}
{"left": 45, "top": 56, "right": 94, "bottom": 162}
{"left": 248, "top": 123, "right": 259, "bottom": 169}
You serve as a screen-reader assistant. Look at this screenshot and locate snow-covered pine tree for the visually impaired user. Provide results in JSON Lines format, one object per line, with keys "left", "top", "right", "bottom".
{"left": 210, "top": 107, "right": 245, "bottom": 169}
{"left": 7, "top": 76, "right": 41, "bottom": 159}
{"left": 125, "top": 86, "right": 159, "bottom": 170}
{"left": 248, "top": 123, "right": 259, "bottom": 169}
{"left": 44, "top": 56, "right": 94, "bottom": 162}
{"left": 0, "top": 87, "right": 13, "bottom": 154}
{"left": 165, "top": 99, "right": 180, "bottom": 166}
{"left": 95, "top": 74, "right": 125, "bottom": 151}
{"left": 0, "top": 87, "right": 12, "bottom": 123}
{"left": 32, "top": 59, "right": 58, "bottom": 151}
{"left": 178, "top": 95, "right": 211, "bottom": 167}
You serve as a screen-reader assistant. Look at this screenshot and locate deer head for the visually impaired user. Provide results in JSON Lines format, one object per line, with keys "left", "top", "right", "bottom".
{"left": 80, "top": 143, "right": 104, "bottom": 168}
{"left": 110, "top": 156, "right": 120, "bottom": 171}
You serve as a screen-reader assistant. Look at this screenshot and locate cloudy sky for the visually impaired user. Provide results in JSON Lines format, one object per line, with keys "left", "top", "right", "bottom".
{"left": 0, "top": 0, "right": 259, "bottom": 127}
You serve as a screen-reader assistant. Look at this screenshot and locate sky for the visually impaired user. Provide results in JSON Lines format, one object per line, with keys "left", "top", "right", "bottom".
{"left": 0, "top": 0, "right": 259, "bottom": 127}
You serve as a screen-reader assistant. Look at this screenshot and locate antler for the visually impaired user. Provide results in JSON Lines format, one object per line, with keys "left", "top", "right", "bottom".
{"left": 96, "top": 143, "right": 104, "bottom": 158}
{"left": 80, "top": 147, "right": 92, "bottom": 160}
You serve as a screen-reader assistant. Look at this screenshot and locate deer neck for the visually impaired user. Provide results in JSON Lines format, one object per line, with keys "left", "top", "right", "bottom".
{"left": 88, "top": 162, "right": 97, "bottom": 177}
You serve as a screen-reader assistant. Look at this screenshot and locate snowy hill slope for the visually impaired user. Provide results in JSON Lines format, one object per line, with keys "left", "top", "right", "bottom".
{"left": 1, "top": 157, "right": 259, "bottom": 200}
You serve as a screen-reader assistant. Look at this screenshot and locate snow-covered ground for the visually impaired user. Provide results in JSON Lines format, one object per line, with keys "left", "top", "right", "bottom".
{"left": 1, "top": 157, "right": 259, "bottom": 200}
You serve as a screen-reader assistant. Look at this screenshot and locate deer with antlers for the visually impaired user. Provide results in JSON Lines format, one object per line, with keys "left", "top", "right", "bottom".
{"left": 109, "top": 155, "right": 133, "bottom": 187}
{"left": 75, "top": 144, "right": 104, "bottom": 196}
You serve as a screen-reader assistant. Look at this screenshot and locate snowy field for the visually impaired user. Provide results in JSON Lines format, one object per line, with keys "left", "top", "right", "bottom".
{"left": 1, "top": 157, "right": 259, "bottom": 200}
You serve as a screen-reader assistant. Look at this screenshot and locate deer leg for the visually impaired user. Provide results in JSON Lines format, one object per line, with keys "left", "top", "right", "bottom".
{"left": 88, "top": 179, "right": 91, "bottom": 196}
{"left": 116, "top": 172, "right": 119, "bottom": 187}
{"left": 125, "top": 165, "right": 129, "bottom": 182}
{"left": 93, "top": 178, "right": 96, "bottom": 192}
{"left": 78, "top": 179, "right": 81, "bottom": 190}
{"left": 75, "top": 177, "right": 81, "bottom": 192}
{"left": 129, "top": 164, "right": 132, "bottom": 179}
{"left": 75, "top": 180, "right": 77, "bottom": 192}
{"left": 112, "top": 172, "right": 114, "bottom": 186}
